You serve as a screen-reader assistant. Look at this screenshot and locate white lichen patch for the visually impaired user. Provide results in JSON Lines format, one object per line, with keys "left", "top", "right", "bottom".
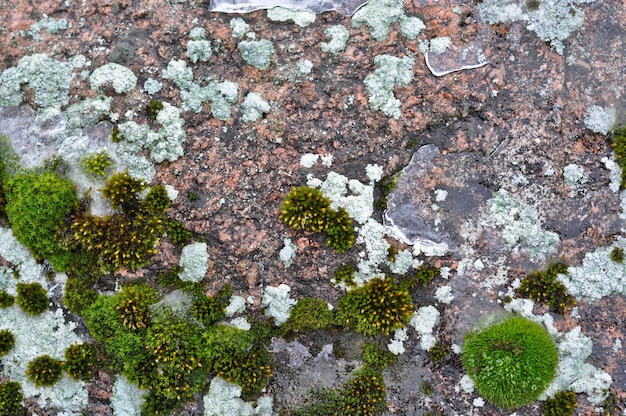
{"left": 241, "top": 92, "right": 270, "bottom": 122}
{"left": 563, "top": 163, "right": 588, "bottom": 187}
{"left": 583, "top": 105, "right": 616, "bottom": 135}
{"left": 187, "top": 39, "right": 213, "bottom": 63}
{"left": 267, "top": 6, "right": 316, "bottom": 27}
{"left": 279, "top": 238, "right": 297, "bottom": 268}
{"left": 230, "top": 17, "right": 251, "bottom": 38}
{"left": 178, "top": 242, "right": 209, "bottom": 282}
{"left": 111, "top": 376, "right": 146, "bottom": 416}
{"left": 428, "top": 36, "right": 452, "bottom": 54}
{"left": 488, "top": 189, "right": 560, "bottom": 260}
{"left": 477, "top": 0, "right": 594, "bottom": 54}
{"left": 602, "top": 156, "right": 622, "bottom": 193}
{"left": 238, "top": 39, "right": 275, "bottom": 70}
{"left": 262, "top": 284, "right": 296, "bottom": 325}
{"left": 27, "top": 15, "right": 72, "bottom": 41}
{"left": 90, "top": 63, "right": 137, "bottom": 94}
{"left": 409, "top": 305, "right": 440, "bottom": 350}
{"left": 225, "top": 296, "right": 247, "bottom": 317}
{"left": 434, "top": 285, "right": 454, "bottom": 304}
{"left": 144, "top": 78, "right": 163, "bottom": 95}
{"left": 387, "top": 327, "right": 408, "bottom": 355}
{"left": 364, "top": 54, "right": 414, "bottom": 119}
{"left": 300, "top": 153, "right": 319, "bottom": 167}
{"left": 352, "top": 0, "right": 424, "bottom": 41}
{"left": 557, "top": 238, "right": 626, "bottom": 301}
{"left": 203, "top": 377, "right": 273, "bottom": 416}
{"left": 0, "top": 54, "right": 74, "bottom": 108}
{"left": 321, "top": 25, "right": 350, "bottom": 54}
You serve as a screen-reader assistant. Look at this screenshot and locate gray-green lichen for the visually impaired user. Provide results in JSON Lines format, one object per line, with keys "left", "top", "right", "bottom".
{"left": 25, "top": 15, "right": 72, "bottom": 42}
{"left": 0, "top": 54, "right": 74, "bottom": 108}
{"left": 230, "top": 18, "right": 251, "bottom": 38}
{"left": 321, "top": 25, "right": 350, "bottom": 55}
{"left": 90, "top": 63, "right": 137, "bottom": 94}
{"left": 352, "top": 0, "right": 424, "bottom": 41}
{"left": 488, "top": 189, "right": 560, "bottom": 259}
{"left": 237, "top": 39, "right": 275, "bottom": 70}
{"left": 241, "top": 92, "right": 270, "bottom": 122}
{"left": 65, "top": 96, "right": 112, "bottom": 132}
{"left": 363, "top": 54, "right": 414, "bottom": 119}
{"left": 266, "top": 6, "right": 316, "bottom": 27}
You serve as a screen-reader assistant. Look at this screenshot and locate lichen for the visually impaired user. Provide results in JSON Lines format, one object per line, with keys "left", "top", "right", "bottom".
{"left": 266, "top": 6, "right": 316, "bottom": 27}
{"left": 363, "top": 54, "right": 414, "bottom": 119}
{"left": 241, "top": 92, "right": 270, "bottom": 122}
{"left": 178, "top": 242, "right": 209, "bottom": 283}
{"left": 237, "top": 39, "right": 275, "bottom": 70}
{"left": 90, "top": 63, "right": 137, "bottom": 94}
{"left": 321, "top": 25, "right": 350, "bottom": 54}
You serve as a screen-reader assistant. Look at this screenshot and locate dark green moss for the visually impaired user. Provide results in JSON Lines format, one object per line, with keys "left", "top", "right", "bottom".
{"left": 333, "top": 264, "right": 357, "bottom": 288}
{"left": 375, "top": 174, "right": 398, "bottom": 211}
{"left": 325, "top": 207, "right": 355, "bottom": 252}
{"left": 190, "top": 284, "right": 231, "bottom": 327}
{"left": 82, "top": 152, "right": 113, "bottom": 178}
{"left": 64, "top": 343, "right": 97, "bottom": 382}
{"left": 543, "top": 391, "right": 577, "bottom": 416}
{"left": 16, "top": 282, "right": 49, "bottom": 316}
{"left": 518, "top": 261, "right": 576, "bottom": 314}
{"left": 0, "top": 381, "right": 23, "bottom": 416}
{"left": 427, "top": 343, "right": 448, "bottom": 363}
{"left": 167, "top": 220, "right": 192, "bottom": 246}
{"left": 362, "top": 344, "right": 395, "bottom": 372}
{"left": 26, "top": 355, "right": 64, "bottom": 387}
{"left": 611, "top": 126, "right": 626, "bottom": 189}
{"left": 337, "top": 277, "right": 413, "bottom": 336}
{"left": 146, "top": 99, "right": 164, "bottom": 121}
{"left": 0, "top": 329, "right": 15, "bottom": 356}
{"left": 0, "top": 291, "right": 14, "bottom": 308}
{"left": 610, "top": 247, "right": 624, "bottom": 263}
{"left": 115, "top": 284, "right": 160, "bottom": 330}
{"left": 111, "top": 124, "right": 122, "bottom": 142}
{"left": 420, "top": 380, "right": 433, "bottom": 395}
{"left": 398, "top": 264, "right": 440, "bottom": 291}
{"left": 280, "top": 186, "right": 331, "bottom": 233}
{"left": 283, "top": 297, "right": 335, "bottom": 333}
{"left": 157, "top": 266, "right": 185, "bottom": 289}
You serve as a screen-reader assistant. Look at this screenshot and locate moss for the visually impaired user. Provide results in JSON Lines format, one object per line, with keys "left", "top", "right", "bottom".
{"left": 26, "top": 355, "right": 64, "bottom": 387}
{"left": 64, "top": 343, "right": 97, "bottom": 382}
{"left": 420, "top": 380, "right": 433, "bottom": 395}
{"left": 186, "top": 191, "right": 198, "bottom": 202}
{"left": 610, "top": 247, "right": 624, "bottom": 263}
{"left": 518, "top": 261, "right": 576, "bottom": 314}
{"left": 0, "top": 291, "right": 14, "bottom": 308}
{"left": 157, "top": 266, "right": 185, "bottom": 289}
{"left": 611, "top": 126, "right": 626, "bottom": 189}
{"left": 543, "top": 391, "right": 577, "bottom": 416}
{"left": 0, "top": 381, "right": 23, "bottom": 416}
{"left": 82, "top": 152, "right": 113, "bottom": 178}
{"left": 146, "top": 99, "right": 164, "bottom": 121}
{"left": 333, "top": 263, "right": 357, "bottom": 288}
{"left": 375, "top": 174, "right": 398, "bottom": 211}
{"left": 398, "top": 264, "right": 439, "bottom": 291}
{"left": 325, "top": 207, "right": 355, "bottom": 252}
{"left": 462, "top": 315, "right": 558, "bottom": 409}
{"left": 16, "top": 282, "right": 49, "bottom": 316}
{"left": 115, "top": 284, "right": 160, "bottom": 331}
{"left": 189, "top": 283, "right": 231, "bottom": 327}
{"left": 280, "top": 186, "right": 332, "bottom": 233}
{"left": 167, "top": 220, "right": 192, "bottom": 246}
{"left": 427, "top": 342, "right": 448, "bottom": 363}
{"left": 72, "top": 172, "right": 168, "bottom": 272}
{"left": 602, "top": 390, "right": 620, "bottom": 416}
{"left": 111, "top": 124, "right": 122, "bottom": 142}
{"left": 337, "top": 277, "right": 413, "bottom": 336}
{"left": 4, "top": 170, "right": 78, "bottom": 271}
{"left": 0, "top": 329, "right": 15, "bottom": 356}
{"left": 362, "top": 344, "right": 395, "bottom": 372}
{"left": 283, "top": 297, "right": 335, "bottom": 333}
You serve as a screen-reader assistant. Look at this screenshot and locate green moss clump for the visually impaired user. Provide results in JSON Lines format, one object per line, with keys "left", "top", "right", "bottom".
{"left": 72, "top": 172, "right": 168, "bottom": 272}
{"left": 280, "top": 186, "right": 355, "bottom": 252}
{"left": 0, "top": 329, "right": 15, "bottom": 356}
{"left": 362, "top": 344, "right": 395, "bottom": 372}
{"left": 283, "top": 298, "right": 335, "bottom": 333}
{"left": 518, "top": 262, "right": 576, "bottom": 314}
{"left": 111, "top": 124, "right": 122, "bottom": 142}
{"left": 157, "top": 266, "right": 185, "bottom": 289}
{"left": 543, "top": 391, "right": 577, "bottom": 416}
{"left": 115, "top": 284, "right": 160, "bottom": 331}
{"left": 337, "top": 277, "right": 413, "bottom": 336}
{"left": 398, "top": 265, "right": 440, "bottom": 291}
{"left": 64, "top": 343, "right": 97, "bottom": 382}
{"left": 167, "top": 220, "right": 192, "bottom": 246}
{"left": 375, "top": 174, "right": 398, "bottom": 211}
{"left": 325, "top": 207, "right": 355, "bottom": 252}
{"left": 0, "top": 380, "right": 23, "bottom": 416}
{"left": 101, "top": 171, "right": 147, "bottom": 211}
{"left": 4, "top": 171, "right": 78, "bottom": 271}
{"left": 610, "top": 247, "right": 624, "bottom": 263}
{"left": 0, "top": 291, "right": 14, "bottom": 308}
{"left": 16, "top": 282, "right": 49, "bottom": 315}
{"left": 611, "top": 126, "right": 626, "bottom": 189}
{"left": 189, "top": 284, "right": 231, "bottom": 327}
{"left": 146, "top": 99, "right": 164, "bottom": 120}
{"left": 280, "top": 186, "right": 332, "bottom": 232}
{"left": 333, "top": 264, "right": 357, "bottom": 288}
{"left": 462, "top": 315, "right": 558, "bottom": 409}
{"left": 26, "top": 355, "right": 64, "bottom": 387}
{"left": 82, "top": 152, "right": 113, "bottom": 178}
{"left": 427, "top": 342, "right": 448, "bottom": 363}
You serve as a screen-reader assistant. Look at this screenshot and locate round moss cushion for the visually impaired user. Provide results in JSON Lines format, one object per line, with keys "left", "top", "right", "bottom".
{"left": 462, "top": 315, "right": 558, "bottom": 409}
